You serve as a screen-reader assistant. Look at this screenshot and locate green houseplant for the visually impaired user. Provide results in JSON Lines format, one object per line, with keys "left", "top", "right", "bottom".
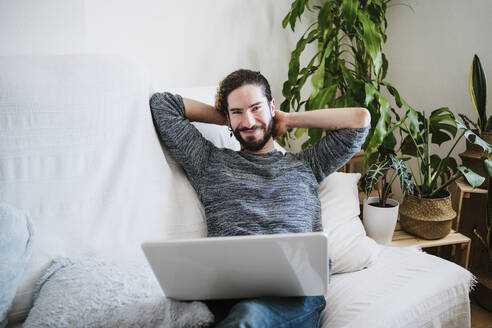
{"left": 360, "top": 153, "right": 413, "bottom": 208}
{"left": 397, "top": 106, "right": 492, "bottom": 239}
{"left": 460, "top": 55, "right": 492, "bottom": 136}
{"left": 459, "top": 54, "right": 492, "bottom": 188}
{"left": 279, "top": 0, "right": 413, "bottom": 165}
{"left": 359, "top": 153, "right": 413, "bottom": 244}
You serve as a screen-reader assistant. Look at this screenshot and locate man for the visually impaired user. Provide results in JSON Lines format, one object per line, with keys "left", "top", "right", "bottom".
{"left": 150, "top": 69, "right": 370, "bottom": 327}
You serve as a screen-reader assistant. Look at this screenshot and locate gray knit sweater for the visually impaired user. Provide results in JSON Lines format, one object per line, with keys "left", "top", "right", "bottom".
{"left": 150, "top": 92, "right": 369, "bottom": 237}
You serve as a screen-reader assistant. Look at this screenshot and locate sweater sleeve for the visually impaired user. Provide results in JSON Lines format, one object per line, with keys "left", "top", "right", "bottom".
{"left": 150, "top": 92, "right": 216, "bottom": 182}
{"left": 295, "top": 127, "right": 369, "bottom": 183}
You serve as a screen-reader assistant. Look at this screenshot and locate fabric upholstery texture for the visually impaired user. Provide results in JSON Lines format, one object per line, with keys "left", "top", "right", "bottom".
{"left": 0, "top": 204, "right": 34, "bottom": 327}
{"left": 23, "top": 257, "right": 213, "bottom": 328}
{"left": 318, "top": 172, "right": 380, "bottom": 273}
{"left": 0, "top": 55, "right": 207, "bottom": 323}
{"left": 321, "top": 246, "right": 475, "bottom": 328}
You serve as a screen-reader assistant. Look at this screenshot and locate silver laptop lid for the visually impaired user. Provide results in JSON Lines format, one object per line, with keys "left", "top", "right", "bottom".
{"left": 141, "top": 232, "right": 329, "bottom": 300}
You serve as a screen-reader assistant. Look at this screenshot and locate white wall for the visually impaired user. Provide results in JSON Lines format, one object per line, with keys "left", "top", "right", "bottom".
{"left": 1, "top": 0, "right": 491, "bottom": 195}
{"left": 0, "top": 0, "right": 312, "bottom": 104}
{"left": 83, "top": 0, "right": 312, "bottom": 96}
{"left": 0, "top": 0, "right": 86, "bottom": 55}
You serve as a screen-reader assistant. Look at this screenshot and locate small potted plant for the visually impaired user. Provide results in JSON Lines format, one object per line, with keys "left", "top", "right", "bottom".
{"left": 459, "top": 54, "right": 492, "bottom": 187}
{"left": 398, "top": 107, "right": 490, "bottom": 239}
{"left": 360, "top": 152, "right": 413, "bottom": 244}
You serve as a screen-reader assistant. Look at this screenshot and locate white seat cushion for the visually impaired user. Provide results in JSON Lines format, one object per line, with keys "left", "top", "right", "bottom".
{"left": 321, "top": 246, "right": 475, "bottom": 328}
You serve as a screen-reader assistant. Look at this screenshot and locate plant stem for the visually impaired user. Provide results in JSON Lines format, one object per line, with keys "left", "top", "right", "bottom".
{"left": 430, "top": 130, "right": 466, "bottom": 185}
{"left": 407, "top": 163, "right": 421, "bottom": 193}
{"left": 429, "top": 172, "right": 462, "bottom": 197}
{"left": 444, "top": 130, "right": 465, "bottom": 160}
{"left": 403, "top": 121, "right": 425, "bottom": 187}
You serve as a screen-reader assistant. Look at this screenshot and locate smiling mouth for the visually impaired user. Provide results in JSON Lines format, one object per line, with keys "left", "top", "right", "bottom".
{"left": 241, "top": 129, "right": 257, "bottom": 135}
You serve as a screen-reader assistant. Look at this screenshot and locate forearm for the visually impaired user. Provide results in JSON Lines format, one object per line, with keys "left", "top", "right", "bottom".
{"left": 183, "top": 98, "right": 227, "bottom": 126}
{"left": 286, "top": 107, "right": 370, "bottom": 130}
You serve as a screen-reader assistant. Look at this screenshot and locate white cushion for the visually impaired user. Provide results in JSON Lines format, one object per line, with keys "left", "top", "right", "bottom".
{"left": 318, "top": 172, "right": 380, "bottom": 274}
{"left": 321, "top": 246, "right": 474, "bottom": 328}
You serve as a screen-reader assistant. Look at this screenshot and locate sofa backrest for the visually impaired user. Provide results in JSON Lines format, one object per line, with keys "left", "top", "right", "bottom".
{"left": 0, "top": 54, "right": 208, "bottom": 321}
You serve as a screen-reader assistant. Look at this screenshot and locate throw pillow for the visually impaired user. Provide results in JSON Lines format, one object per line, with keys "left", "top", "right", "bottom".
{"left": 23, "top": 256, "right": 213, "bottom": 328}
{"left": 318, "top": 172, "right": 381, "bottom": 274}
{"left": 0, "top": 204, "right": 34, "bottom": 327}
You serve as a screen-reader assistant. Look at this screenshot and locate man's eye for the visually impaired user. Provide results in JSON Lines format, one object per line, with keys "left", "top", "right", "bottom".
{"left": 252, "top": 106, "right": 260, "bottom": 111}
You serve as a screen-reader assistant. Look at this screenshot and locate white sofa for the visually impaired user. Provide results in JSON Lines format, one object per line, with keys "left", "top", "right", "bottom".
{"left": 1, "top": 54, "right": 475, "bottom": 327}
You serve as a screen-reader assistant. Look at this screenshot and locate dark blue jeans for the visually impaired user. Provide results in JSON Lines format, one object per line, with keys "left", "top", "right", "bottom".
{"left": 205, "top": 296, "right": 326, "bottom": 327}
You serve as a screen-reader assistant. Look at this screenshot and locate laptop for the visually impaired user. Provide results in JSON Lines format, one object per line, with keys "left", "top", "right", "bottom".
{"left": 141, "top": 232, "right": 329, "bottom": 300}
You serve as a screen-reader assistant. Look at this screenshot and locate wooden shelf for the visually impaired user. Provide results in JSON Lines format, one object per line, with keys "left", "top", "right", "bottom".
{"left": 390, "top": 229, "right": 471, "bottom": 269}
{"left": 390, "top": 229, "right": 469, "bottom": 248}
{"left": 450, "top": 177, "right": 487, "bottom": 232}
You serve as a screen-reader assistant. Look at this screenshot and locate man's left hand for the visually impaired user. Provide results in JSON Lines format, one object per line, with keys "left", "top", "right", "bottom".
{"left": 272, "top": 110, "right": 289, "bottom": 140}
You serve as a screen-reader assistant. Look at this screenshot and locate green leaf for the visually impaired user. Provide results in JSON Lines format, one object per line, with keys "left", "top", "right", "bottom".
{"left": 282, "top": 11, "right": 291, "bottom": 29}
{"left": 295, "top": 127, "right": 306, "bottom": 139}
{"left": 301, "top": 138, "right": 312, "bottom": 149}
{"left": 456, "top": 120, "right": 492, "bottom": 153}
{"left": 310, "top": 61, "right": 325, "bottom": 98}
{"left": 382, "top": 131, "right": 397, "bottom": 150}
{"left": 341, "top": 0, "right": 358, "bottom": 28}
{"left": 357, "top": 11, "right": 382, "bottom": 76}
{"left": 486, "top": 115, "right": 492, "bottom": 132}
{"left": 469, "top": 54, "right": 487, "bottom": 132}
{"left": 363, "top": 83, "right": 390, "bottom": 158}
{"left": 280, "top": 98, "right": 290, "bottom": 113}
{"left": 429, "top": 107, "right": 457, "bottom": 145}
{"left": 389, "top": 154, "right": 414, "bottom": 195}
{"left": 458, "top": 166, "right": 486, "bottom": 188}
{"left": 380, "top": 53, "right": 388, "bottom": 80}
{"left": 360, "top": 158, "right": 392, "bottom": 197}
{"left": 318, "top": 1, "right": 334, "bottom": 30}
{"left": 310, "top": 85, "right": 338, "bottom": 109}
{"left": 431, "top": 157, "right": 458, "bottom": 190}
{"left": 402, "top": 99, "right": 420, "bottom": 139}
{"left": 383, "top": 82, "right": 402, "bottom": 107}
{"left": 288, "top": 28, "right": 318, "bottom": 84}
{"left": 483, "top": 157, "right": 492, "bottom": 178}
{"left": 308, "top": 127, "right": 323, "bottom": 145}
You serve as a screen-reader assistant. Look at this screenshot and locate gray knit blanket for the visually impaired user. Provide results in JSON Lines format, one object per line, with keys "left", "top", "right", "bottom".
{"left": 23, "top": 256, "right": 213, "bottom": 328}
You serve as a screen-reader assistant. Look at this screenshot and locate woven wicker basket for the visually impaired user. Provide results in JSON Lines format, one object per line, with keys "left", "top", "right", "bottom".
{"left": 399, "top": 192, "right": 456, "bottom": 239}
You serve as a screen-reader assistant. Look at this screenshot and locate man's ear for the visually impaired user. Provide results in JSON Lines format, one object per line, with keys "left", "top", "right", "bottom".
{"left": 271, "top": 98, "right": 276, "bottom": 117}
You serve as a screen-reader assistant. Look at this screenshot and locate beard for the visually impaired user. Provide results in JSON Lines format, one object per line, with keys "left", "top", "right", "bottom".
{"left": 232, "top": 116, "right": 274, "bottom": 152}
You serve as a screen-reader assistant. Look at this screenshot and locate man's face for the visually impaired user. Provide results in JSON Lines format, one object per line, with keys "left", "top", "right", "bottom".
{"left": 227, "top": 84, "right": 275, "bottom": 153}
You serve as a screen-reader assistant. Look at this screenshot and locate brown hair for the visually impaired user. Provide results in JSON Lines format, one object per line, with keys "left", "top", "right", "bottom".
{"left": 215, "top": 69, "right": 273, "bottom": 117}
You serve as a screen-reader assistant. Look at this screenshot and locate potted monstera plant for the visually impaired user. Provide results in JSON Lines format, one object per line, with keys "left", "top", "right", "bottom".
{"left": 459, "top": 54, "right": 492, "bottom": 188}
{"left": 360, "top": 152, "right": 413, "bottom": 244}
{"left": 398, "top": 106, "right": 491, "bottom": 239}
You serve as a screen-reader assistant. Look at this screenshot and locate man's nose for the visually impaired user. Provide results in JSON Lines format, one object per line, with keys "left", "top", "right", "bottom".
{"left": 242, "top": 111, "right": 255, "bottom": 128}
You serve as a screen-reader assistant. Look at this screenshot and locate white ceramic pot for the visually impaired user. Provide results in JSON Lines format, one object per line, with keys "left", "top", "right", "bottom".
{"left": 363, "top": 197, "right": 400, "bottom": 245}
